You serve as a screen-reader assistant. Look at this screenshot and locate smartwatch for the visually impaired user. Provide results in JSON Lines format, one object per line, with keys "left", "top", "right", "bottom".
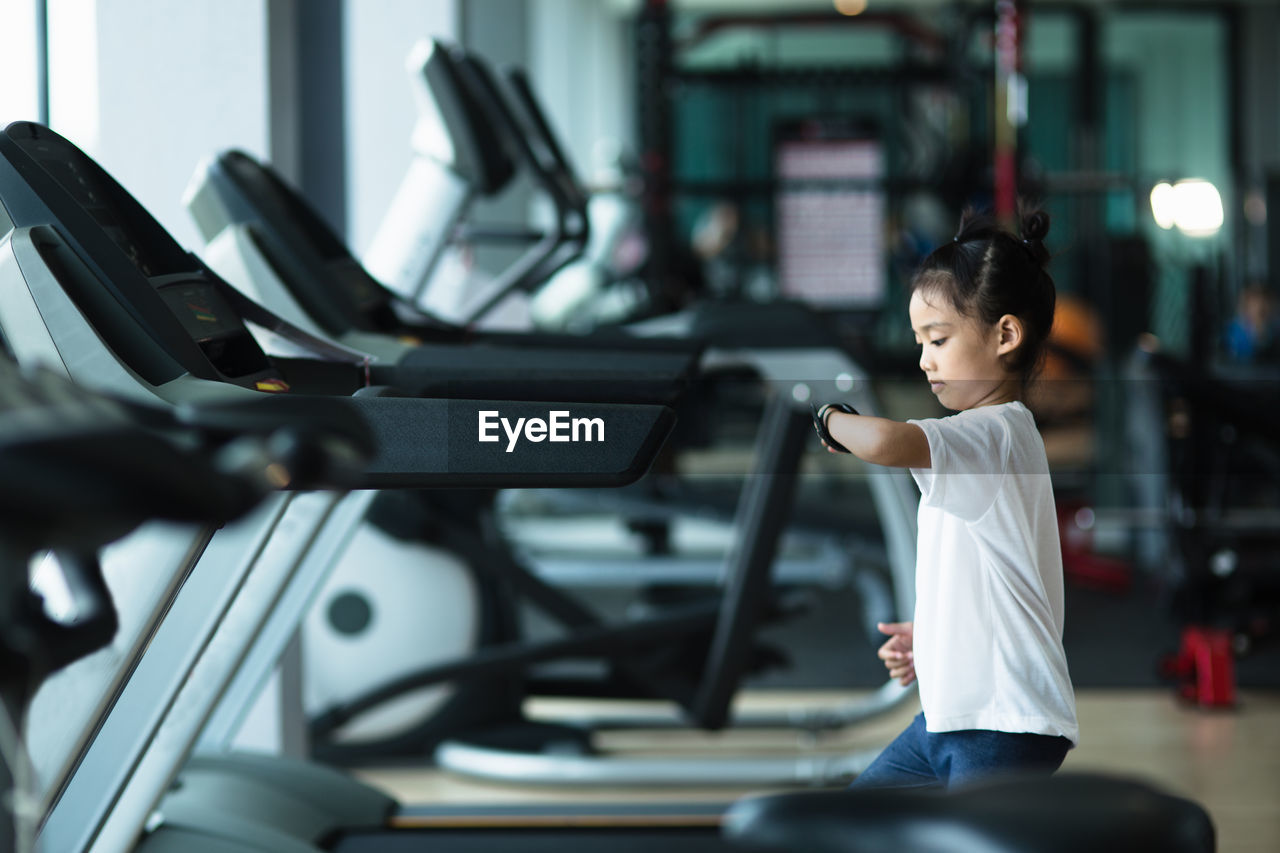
{"left": 811, "top": 402, "right": 859, "bottom": 453}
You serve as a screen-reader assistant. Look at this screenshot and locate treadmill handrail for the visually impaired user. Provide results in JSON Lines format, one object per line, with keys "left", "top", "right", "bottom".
{"left": 405, "top": 37, "right": 514, "bottom": 194}
{"left": 443, "top": 48, "right": 590, "bottom": 323}
{"left": 503, "top": 67, "right": 591, "bottom": 214}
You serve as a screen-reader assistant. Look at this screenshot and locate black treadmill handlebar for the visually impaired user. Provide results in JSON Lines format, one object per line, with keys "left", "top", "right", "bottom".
{"left": 336, "top": 395, "right": 674, "bottom": 489}
{"left": 0, "top": 358, "right": 379, "bottom": 702}
{"left": 451, "top": 223, "right": 551, "bottom": 244}
{"left": 1138, "top": 346, "right": 1280, "bottom": 437}
{"left": 0, "top": 361, "right": 379, "bottom": 541}
{"left": 724, "top": 773, "right": 1215, "bottom": 853}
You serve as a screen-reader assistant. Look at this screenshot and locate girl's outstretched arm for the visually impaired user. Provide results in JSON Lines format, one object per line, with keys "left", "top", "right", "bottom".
{"left": 825, "top": 411, "right": 930, "bottom": 469}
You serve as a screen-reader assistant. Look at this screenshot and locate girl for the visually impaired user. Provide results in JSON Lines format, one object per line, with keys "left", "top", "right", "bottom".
{"left": 817, "top": 208, "right": 1077, "bottom": 789}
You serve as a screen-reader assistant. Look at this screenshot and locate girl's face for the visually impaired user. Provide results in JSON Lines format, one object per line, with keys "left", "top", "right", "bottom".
{"left": 909, "top": 289, "right": 1020, "bottom": 411}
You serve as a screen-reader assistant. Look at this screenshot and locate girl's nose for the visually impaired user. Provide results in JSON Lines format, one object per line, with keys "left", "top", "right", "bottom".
{"left": 919, "top": 347, "right": 934, "bottom": 372}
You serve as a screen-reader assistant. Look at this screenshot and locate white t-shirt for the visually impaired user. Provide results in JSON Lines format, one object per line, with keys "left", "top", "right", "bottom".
{"left": 908, "top": 401, "right": 1078, "bottom": 745}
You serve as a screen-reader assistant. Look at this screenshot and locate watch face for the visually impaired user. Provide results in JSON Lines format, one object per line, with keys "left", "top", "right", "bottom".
{"left": 811, "top": 403, "right": 832, "bottom": 444}
{"left": 811, "top": 403, "right": 856, "bottom": 453}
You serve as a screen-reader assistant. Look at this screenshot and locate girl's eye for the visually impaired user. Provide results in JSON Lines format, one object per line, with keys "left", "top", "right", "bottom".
{"left": 930, "top": 338, "right": 948, "bottom": 347}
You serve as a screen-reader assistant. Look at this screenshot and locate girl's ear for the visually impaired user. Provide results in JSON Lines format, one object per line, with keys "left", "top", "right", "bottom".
{"left": 994, "top": 314, "right": 1024, "bottom": 357}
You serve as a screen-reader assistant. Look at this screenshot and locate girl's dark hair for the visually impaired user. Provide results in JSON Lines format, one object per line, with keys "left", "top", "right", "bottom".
{"left": 909, "top": 206, "right": 1057, "bottom": 386}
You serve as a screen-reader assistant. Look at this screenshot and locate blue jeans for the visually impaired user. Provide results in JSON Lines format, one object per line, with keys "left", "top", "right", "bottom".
{"left": 850, "top": 713, "right": 1071, "bottom": 790}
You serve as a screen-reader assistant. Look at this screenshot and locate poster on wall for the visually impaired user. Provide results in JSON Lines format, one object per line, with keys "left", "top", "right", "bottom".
{"left": 774, "top": 118, "right": 884, "bottom": 310}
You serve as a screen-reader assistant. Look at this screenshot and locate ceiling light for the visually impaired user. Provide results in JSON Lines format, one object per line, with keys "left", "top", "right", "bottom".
{"left": 834, "top": 0, "right": 868, "bottom": 16}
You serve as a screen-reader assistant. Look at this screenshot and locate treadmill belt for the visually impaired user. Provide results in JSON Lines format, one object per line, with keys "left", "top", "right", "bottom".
{"left": 332, "top": 827, "right": 730, "bottom": 852}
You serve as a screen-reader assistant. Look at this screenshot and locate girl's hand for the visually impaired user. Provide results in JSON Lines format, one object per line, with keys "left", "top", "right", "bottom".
{"left": 876, "top": 621, "right": 916, "bottom": 686}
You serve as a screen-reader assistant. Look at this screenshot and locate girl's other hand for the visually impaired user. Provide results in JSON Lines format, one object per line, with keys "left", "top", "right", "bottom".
{"left": 876, "top": 621, "right": 916, "bottom": 686}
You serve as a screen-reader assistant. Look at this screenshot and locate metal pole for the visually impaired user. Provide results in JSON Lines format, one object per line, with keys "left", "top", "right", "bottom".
{"left": 993, "top": 0, "right": 1025, "bottom": 226}
{"left": 35, "top": 0, "right": 49, "bottom": 125}
{"left": 637, "top": 0, "right": 674, "bottom": 307}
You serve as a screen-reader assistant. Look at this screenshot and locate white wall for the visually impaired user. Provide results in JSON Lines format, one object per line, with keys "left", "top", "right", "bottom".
{"left": 461, "top": 0, "right": 529, "bottom": 280}
{"left": 0, "top": 0, "right": 42, "bottom": 124}
{"left": 31, "top": 0, "right": 628, "bottom": 277}
{"left": 530, "top": 0, "right": 634, "bottom": 189}
{"left": 46, "top": 0, "right": 272, "bottom": 251}
{"left": 344, "top": 0, "right": 460, "bottom": 255}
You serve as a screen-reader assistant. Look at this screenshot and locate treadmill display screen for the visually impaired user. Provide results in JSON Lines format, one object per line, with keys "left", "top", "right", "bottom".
{"left": 156, "top": 278, "right": 273, "bottom": 379}
{"left": 158, "top": 281, "right": 244, "bottom": 344}
{"left": 38, "top": 158, "right": 165, "bottom": 276}
{"left": 13, "top": 130, "right": 192, "bottom": 279}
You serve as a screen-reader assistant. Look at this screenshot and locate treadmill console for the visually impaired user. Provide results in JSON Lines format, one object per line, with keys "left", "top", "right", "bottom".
{"left": 11, "top": 134, "right": 185, "bottom": 279}
{"left": 220, "top": 151, "right": 396, "bottom": 324}
{"left": 0, "top": 123, "right": 284, "bottom": 389}
{"left": 412, "top": 38, "right": 515, "bottom": 194}
{"left": 154, "top": 275, "right": 275, "bottom": 380}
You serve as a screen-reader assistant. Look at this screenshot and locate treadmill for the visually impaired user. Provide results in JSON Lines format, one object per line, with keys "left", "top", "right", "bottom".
{"left": 0, "top": 354, "right": 379, "bottom": 853}
{"left": 416, "top": 44, "right": 925, "bottom": 785}
{"left": 350, "top": 37, "right": 916, "bottom": 575}
{"left": 185, "top": 146, "right": 917, "bottom": 785}
{"left": 0, "top": 121, "right": 695, "bottom": 852}
{"left": 181, "top": 37, "right": 919, "bottom": 785}
{"left": 0, "top": 367, "right": 1214, "bottom": 853}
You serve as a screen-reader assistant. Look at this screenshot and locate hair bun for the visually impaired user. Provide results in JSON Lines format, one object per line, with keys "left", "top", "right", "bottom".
{"left": 953, "top": 206, "right": 1000, "bottom": 243}
{"left": 1021, "top": 210, "right": 1051, "bottom": 243}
